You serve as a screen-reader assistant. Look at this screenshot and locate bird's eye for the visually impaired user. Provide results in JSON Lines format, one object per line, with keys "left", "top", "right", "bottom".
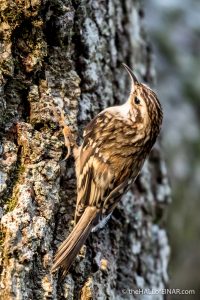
{"left": 134, "top": 97, "right": 140, "bottom": 105}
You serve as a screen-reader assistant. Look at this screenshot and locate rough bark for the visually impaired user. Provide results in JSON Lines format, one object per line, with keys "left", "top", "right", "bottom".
{"left": 0, "top": 0, "right": 171, "bottom": 299}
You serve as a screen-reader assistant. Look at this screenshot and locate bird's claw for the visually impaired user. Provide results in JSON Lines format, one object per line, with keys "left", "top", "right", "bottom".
{"left": 51, "top": 104, "right": 75, "bottom": 161}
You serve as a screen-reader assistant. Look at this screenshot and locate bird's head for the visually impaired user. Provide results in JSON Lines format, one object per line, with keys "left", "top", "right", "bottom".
{"left": 123, "top": 63, "right": 163, "bottom": 135}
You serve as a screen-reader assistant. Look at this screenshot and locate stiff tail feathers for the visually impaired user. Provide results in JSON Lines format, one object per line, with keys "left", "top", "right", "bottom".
{"left": 51, "top": 206, "right": 98, "bottom": 275}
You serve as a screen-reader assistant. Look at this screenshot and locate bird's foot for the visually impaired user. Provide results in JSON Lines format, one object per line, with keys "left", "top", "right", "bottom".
{"left": 91, "top": 213, "right": 112, "bottom": 232}
{"left": 51, "top": 105, "right": 78, "bottom": 161}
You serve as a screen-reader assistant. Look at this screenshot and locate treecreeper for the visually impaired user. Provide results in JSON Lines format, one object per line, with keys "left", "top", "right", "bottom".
{"left": 51, "top": 64, "right": 163, "bottom": 276}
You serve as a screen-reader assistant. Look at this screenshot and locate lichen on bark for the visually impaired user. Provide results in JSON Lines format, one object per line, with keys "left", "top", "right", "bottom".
{"left": 0, "top": 0, "right": 171, "bottom": 299}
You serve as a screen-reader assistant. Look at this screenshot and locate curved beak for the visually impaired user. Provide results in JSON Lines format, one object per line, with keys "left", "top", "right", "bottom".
{"left": 122, "top": 63, "right": 139, "bottom": 93}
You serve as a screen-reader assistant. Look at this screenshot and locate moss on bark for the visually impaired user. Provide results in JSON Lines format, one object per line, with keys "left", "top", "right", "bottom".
{"left": 0, "top": 1, "right": 171, "bottom": 299}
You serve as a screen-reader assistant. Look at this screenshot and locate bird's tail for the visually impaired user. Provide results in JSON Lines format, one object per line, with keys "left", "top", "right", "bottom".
{"left": 51, "top": 206, "right": 98, "bottom": 275}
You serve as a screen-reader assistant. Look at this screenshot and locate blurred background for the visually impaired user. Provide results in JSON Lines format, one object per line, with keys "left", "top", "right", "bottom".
{"left": 144, "top": 0, "right": 200, "bottom": 297}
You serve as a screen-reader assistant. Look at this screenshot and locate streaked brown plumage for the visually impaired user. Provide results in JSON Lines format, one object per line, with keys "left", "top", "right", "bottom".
{"left": 51, "top": 64, "right": 163, "bottom": 275}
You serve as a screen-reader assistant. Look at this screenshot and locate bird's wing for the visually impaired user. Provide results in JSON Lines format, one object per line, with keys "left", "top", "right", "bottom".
{"left": 74, "top": 110, "right": 134, "bottom": 223}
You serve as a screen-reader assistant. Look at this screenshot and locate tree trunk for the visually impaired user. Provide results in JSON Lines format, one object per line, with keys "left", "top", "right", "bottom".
{"left": 0, "top": 0, "right": 171, "bottom": 299}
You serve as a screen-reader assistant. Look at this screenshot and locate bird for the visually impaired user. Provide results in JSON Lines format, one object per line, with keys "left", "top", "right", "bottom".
{"left": 51, "top": 63, "right": 163, "bottom": 275}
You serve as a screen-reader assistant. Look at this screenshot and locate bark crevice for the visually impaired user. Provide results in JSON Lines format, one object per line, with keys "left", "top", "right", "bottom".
{"left": 0, "top": 1, "right": 170, "bottom": 299}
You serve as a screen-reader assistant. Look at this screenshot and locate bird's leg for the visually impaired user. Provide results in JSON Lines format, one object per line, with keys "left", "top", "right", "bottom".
{"left": 52, "top": 105, "right": 79, "bottom": 161}
{"left": 91, "top": 213, "right": 112, "bottom": 232}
